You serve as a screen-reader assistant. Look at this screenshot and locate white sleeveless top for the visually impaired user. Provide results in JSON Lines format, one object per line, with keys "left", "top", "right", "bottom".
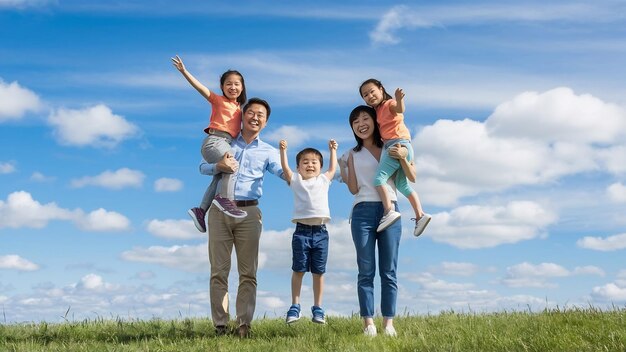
{"left": 290, "top": 173, "right": 331, "bottom": 224}
{"left": 340, "top": 148, "right": 397, "bottom": 205}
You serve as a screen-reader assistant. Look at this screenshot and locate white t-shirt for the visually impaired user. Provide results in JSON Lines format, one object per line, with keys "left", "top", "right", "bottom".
{"left": 290, "top": 173, "right": 331, "bottom": 225}
{"left": 340, "top": 149, "right": 397, "bottom": 205}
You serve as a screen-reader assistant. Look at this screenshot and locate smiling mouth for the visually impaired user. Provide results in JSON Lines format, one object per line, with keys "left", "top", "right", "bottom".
{"left": 358, "top": 126, "right": 369, "bottom": 133}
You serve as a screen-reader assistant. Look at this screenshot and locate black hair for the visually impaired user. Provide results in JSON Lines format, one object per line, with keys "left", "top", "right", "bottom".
{"left": 359, "top": 78, "right": 392, "bottom": 103}
{"left": 220, "top": 70, "right": 247, "bottom": 105}
{"left": 349, "top": 105, "right": 383, "bottom": 152}
{"left": 243, "top": 97, "right": 271, "bottom": 120}
{"left": 296, "top": 148, "right": 323, "bottom": 168}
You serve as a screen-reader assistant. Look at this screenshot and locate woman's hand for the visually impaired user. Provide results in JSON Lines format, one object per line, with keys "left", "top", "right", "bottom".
{"left": 388, "top": 143, "right": 408, "bottom": 160}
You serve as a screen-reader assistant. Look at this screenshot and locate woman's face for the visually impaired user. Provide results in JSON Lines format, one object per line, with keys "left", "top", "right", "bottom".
{"left": 351, "top": 111, "right": 375, "bottom": 141}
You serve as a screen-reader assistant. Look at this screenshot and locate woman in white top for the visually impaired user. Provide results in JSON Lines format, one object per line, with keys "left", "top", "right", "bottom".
{"left": 340, "top": 105, "right": 416, "bottom": 337}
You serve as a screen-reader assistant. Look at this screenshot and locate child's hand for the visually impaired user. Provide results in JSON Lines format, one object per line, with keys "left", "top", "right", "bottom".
{"left": 395, "top": 88, "right": 405, "bottom": 101}
{"left": 171, "top": 55, "right": 185, "bottom": 72}
{"left": 329, "top": 139, "right": 338, "bottom": 150}
{"left": 279, "top": 139, "right": 288, "bottom": 151}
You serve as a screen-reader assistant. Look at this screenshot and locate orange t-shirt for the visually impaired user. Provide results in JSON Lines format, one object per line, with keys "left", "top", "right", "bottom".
{"left": 203, "top": 93, "right": 242, "bottom": 138}
{"left": 376, "top": 99, "right": 411, "bottom": 141}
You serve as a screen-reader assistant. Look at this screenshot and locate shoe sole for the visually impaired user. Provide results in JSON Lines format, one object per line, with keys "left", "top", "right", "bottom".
{"left": 311, "top": 318, "right": 326, "bottom": 324}
{"left": 187, "top": 209, "right": 206, "bottom": 232}
{"left": 211, "top": 199, "right": 248, "bottom": 219}
{"left": 414, "top": 216, "right": 431, "bottom": 237}
{"left": 286, "top": 316, "right": 301, "bottom": 324}
{"left": 377, "top": 212, "right": 401, "bottom": 232}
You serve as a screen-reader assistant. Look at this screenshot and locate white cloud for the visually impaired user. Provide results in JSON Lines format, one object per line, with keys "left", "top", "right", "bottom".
{"left": 0, "top": 254, "right": 39, "bottom": 271}
{"left": 0, "top": 191, "right": 76, "bottom": 229}
{"left": 74, "top": 208, "right": 131, "bottom": 232}
{"left": 572, "top": 266, "right": 605, "bottom": 276}
{"left": 435, "top": 262, "right": 480, "bottom": 277}
{"left": 591, "top": 283, "right": 626, "bottom": 302}
{"left": 70, "top": 168, "right": 145, "bottom": 189}
{"left": 501, "top": 262, "right": 569, "bottom": 288}
{"left": 427, "top": 201, "right": 557, "bottom": 249}
{"left": 48, "top": 104, "right": 139, "bottom": 148}
{"left": 30, "top": 172, "right": 54, "bottom": 182}
{"left": 607, "top": 182, "right": 626, "bottom": 203}
{"left": 577, "top": 233, "right": 626, "bottom": 251}
{"left": 0, "top": 191, "right": 130, "bottom": 232}
{"left": 0, "top": 79, "right": 41, "bottom": 121}
{"left": 414, "top": 87, "right": 625, "bottom": 205}
{"left": 263, "top": 125, "right": 312, "bottom": 147}
{"left": 76, "top": 273, "right": 119, "bottom": 291}
{"left": 146, "top": 219, "right": 204, "bottom": 240}
{"left": 120, "top": 244, "right": 207, "bottom": 272}
{"left": 154, "top": 177, "right": 183, "bottom": 192}
{"left": 486, "top": 87, "right": 625, "bottom": 144}
{"left": 0, "top": 161, "right": 16, "bottom": 174}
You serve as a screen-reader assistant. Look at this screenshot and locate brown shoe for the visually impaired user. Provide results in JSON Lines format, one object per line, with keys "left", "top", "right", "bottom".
{"left": 238, "top": 324, "right": 250, "bottom": 338}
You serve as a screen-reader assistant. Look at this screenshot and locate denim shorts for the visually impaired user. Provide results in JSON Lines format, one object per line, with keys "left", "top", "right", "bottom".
{"left": 291, "top": 223, "right": 329, "bottom": 274}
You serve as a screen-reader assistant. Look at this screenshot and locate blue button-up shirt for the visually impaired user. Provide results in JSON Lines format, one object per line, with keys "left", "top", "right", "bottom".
{"left": 199, "top": 134, "right": 284, "bottom": 201}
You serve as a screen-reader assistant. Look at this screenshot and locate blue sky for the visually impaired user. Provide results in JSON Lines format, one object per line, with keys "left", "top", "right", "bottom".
{"left": 1, "top": 0, "right": 626, "bottom": 323}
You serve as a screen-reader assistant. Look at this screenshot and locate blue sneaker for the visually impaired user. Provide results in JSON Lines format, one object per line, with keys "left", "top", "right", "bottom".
{"left": 285, "top": 304, "right": 301, "bottom": 324}
{"left": 311, "top": 306, "right": 326, "bottom": 324}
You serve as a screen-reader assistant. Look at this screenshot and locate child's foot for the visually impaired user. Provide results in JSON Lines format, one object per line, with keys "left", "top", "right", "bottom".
{"left": 187, "top": 207, "right": 206, "bottom": 232}
{"left": 212, "top": 195, "right": 248, "bottom": 218}
{"left": 384, "top": 325, "right": 397, "bottom": 337}
{"left": 363, "top": 324, "right": 377, "bottom": 337}
{"left": 412, "top": 213, "right": 432, "bottom": 237}
{"left": 377, "top": 210, "right": 401, "bottom": 232}
{"left": 285, "top": 304, "right": 301, "bottom": 324}
{"left": 311, "top": 306, "right": 326, "bottom": 324}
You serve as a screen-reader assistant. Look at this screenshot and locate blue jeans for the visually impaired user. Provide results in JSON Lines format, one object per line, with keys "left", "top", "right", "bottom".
{"left": 351, "top": 201, "right": 401, "bottom": 318}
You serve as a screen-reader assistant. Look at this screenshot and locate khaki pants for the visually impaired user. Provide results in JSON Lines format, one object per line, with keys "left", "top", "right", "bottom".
{"left": 207, "top": 204, "right": 262, "bottom": 327}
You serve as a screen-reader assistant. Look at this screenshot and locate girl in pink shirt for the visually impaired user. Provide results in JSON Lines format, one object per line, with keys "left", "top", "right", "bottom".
{"left": 359, "top": 78, "right": 431, "bottom": 237}
{"left": 172, "top": 55, "right": 247, "bottom": 231}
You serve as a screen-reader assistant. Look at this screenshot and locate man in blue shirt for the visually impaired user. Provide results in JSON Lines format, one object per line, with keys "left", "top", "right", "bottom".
{"left": 200, "top": 97, "right": 284, "bottom": 338}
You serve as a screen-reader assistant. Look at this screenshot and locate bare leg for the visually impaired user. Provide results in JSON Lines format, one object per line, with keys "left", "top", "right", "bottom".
{"left": 312, "top": 273, "right": 324, "bottom": 307}
{"left": 407, "top": 191, "right": 425, "bottom": 218}
{"left": 291, "top": 271, "right": 305, "bottom": 304}
{"left": 376, "top": 185, "right": 394, "bottom": 215}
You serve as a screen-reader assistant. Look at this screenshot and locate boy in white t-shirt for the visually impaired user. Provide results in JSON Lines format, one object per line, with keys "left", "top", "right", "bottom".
{"left": 279, "top": 139, "right": 338, "bottom": 325}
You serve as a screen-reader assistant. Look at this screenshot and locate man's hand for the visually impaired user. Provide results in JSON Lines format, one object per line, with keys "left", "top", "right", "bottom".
{"left": 216, "top": 153, "right": 238, "bottom": 173}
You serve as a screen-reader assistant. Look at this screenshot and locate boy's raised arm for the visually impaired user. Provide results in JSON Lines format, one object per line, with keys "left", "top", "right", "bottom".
{"left": 279, "top": 139, "right": 293, "bottom": 185}
{"left": 171, "top": 55, "right": 212, "bottom": 101}
{"left": 324, "top": 139, "right": 338, "bottom": 180}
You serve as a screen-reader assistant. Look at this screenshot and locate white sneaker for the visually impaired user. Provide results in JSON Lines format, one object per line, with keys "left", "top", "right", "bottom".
{"left": 363, "top": 324, "right": 377, "bottom": 337}
{"left": 384, "top": 325, "right": 397, "bottom": 337}
{"left": 377, "top": 210, "right": 401, "bottom": 232}
{"left": 413, "top": 213, "right": 432, "bottom": 237}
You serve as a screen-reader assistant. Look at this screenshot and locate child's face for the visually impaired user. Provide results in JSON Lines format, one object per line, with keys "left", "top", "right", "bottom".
{"left": 360, "top": 82, "right": 384, "bottom": 108}
{"left": 297, "top": 152, "right": 322, "bottom": 179}
{"left": 222, "top": 74, "right": 243, "bottom": 100}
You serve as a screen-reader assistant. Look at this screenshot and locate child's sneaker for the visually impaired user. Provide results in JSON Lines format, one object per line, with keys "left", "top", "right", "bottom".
{"left": 212, "top": 195, "right": 248, "bottom": 218}
{"left": 384, "top": 325, "right": 397, "bottom": 337}
{"left": 285, "top": 304, "right": 301, "bottom": 324}
{"left": 363, "top": 324, "right": 377, "bottom": 337}
{"left": 413, "top": 214, "right": 432, "bottom": 237}
{"left": 377, "top": 210, "right": 401, "bottom": 232}
{"left": 187, "top": 207, "right": 206, "bottom": 233}
{"left": 311, "top": 306, "right": 326, "bottom": 324}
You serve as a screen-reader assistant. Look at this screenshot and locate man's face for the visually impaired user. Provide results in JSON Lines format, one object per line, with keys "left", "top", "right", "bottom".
{"left": 297, "top": 152, "right": 322, "bottom": 180}
{"left": 242, "top": 103, "right": 268, "bottom": 134}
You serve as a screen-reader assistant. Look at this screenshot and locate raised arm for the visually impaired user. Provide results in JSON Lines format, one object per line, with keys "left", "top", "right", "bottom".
{"left": 324, "top": 139, "right": 338, "bottom": 180}
{"left": 344, "top": 152, "right": 359, "bottom": 194}
{"left": 394, "top": 88, "right": 406, "bottom": 114}
{"left": 279, "top": 140, "right": 293, "bottom": 185}
{"left": 171, "top": 55, "right": 212, "bottom": 101}
{"left": 388, "top": 143, "right": 416, "bottom": 182}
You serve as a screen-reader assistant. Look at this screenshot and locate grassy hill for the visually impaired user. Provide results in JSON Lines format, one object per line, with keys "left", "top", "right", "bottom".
{"left": 1, "top": 307, "right": 625, "bottom": 351}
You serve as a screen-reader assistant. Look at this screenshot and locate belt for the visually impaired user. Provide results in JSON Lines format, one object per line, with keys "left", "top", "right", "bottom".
{"left": 236, "top": 199, "right": 258, "bottom": 207}
{"left": 206, "top": 128, "right": 232, "bottom": 139}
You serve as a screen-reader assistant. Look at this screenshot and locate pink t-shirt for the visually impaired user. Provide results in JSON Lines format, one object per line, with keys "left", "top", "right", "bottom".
{"left": 376, "top": 99, "right": 411, "bottom": 141}
{"left": 203, "top": 93, "right": 242, "bottom": 138}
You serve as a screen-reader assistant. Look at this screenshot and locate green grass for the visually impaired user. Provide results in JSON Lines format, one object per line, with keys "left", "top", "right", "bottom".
{"left": 1, "top": 307, "right": 625, "bottom": 351}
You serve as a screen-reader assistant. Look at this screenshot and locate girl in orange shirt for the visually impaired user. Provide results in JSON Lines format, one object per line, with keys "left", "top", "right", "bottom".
{"left": 172, "top": 55, "right": 247, "bottom": 232}
{"left": 359, "top": 78, "right": 431, "bottom": 237}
